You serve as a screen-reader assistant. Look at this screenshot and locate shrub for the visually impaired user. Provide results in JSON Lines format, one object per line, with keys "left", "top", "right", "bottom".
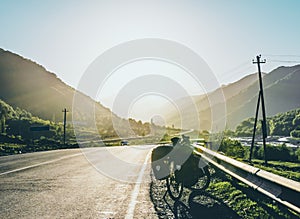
{"left": 257, "top": 144, "right": 294, "bottom": 161}
{"left": 219, "top": 138, "right": 245, "bottom": 158}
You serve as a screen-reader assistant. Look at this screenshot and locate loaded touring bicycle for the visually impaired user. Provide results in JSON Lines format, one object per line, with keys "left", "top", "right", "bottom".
{"left": 151, "top": 135, "right": 211, "bottom": 200}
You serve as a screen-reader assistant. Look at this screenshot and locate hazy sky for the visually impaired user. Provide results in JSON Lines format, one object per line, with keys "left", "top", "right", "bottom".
{"left": 1, "top": 0, "right": 300, "bottom": 121}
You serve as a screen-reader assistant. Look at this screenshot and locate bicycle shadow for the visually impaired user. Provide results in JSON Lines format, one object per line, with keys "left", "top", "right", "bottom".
{"left": 167, "top": 191, "right": 239, "bottom": 219}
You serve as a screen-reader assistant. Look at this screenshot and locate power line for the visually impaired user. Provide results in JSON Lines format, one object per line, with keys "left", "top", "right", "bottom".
{"left": 263, "top": 54, "right": 300, "bottom": 63}
{"left": 222, "top": 60, "right": 250, "bottom": 75}
{"left": 218, "top": 55, "right": 300, "bottom": 84}
{"left": 268, "top": 59, "right": 300, "bottom": 63}
{"left": 263, "top": 54, "right": 300, "bottom": 58}
{"left": 225, "top": 65, "right": 254, "bottom": 79}
{"left": 219, "top": 61, "right": 254, "bottom": 83}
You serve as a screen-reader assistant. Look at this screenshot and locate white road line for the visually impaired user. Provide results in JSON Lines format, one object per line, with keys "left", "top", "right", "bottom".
{"left": 0, "top": 153, "right": 82, "bottom": 176}
{"left": 125, "top": 151, "right": 152, "bottom": 219}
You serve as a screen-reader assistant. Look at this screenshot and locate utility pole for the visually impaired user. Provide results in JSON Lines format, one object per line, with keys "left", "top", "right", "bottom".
{"left": 249, "top": 91, "right": 261, "bottom": 161}
{"left": 249, "top": 55, "right": 268, "bottom": 165}
{"left": 62, "top": 108, "right": 69, "bottom": 145}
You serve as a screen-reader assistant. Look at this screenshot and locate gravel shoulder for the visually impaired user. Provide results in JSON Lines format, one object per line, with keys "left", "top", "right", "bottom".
{"left": 149, "top": 168, "right": 300, "bottom": 219}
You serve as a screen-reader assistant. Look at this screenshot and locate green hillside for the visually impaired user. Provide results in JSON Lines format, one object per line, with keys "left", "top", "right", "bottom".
{"left": 235, "top": 108, "right": 300, "bottom": 137}
{"left": 0, "top": 98, "right": 76, "bottom": 155}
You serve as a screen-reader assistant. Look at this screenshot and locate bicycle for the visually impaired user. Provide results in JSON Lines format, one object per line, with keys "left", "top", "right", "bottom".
{"left": 151, "top": 136, "right": 211, "bottom": 201}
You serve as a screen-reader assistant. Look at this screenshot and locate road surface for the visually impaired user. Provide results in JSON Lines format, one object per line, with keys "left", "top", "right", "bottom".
{"left": 0, "top": 146, "right": 158, "bottom": 219}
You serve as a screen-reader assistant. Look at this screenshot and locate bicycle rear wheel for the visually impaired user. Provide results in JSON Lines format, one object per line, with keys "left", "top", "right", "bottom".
{"left": 185, "top": 166, "right": 210, "bottom": 191}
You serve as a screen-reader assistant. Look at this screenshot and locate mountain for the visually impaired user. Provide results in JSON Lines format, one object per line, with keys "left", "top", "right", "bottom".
{"left": 163, "top": 65, "right": 300, "bottom": 131}
{"left": 0, "top": 48, "right": 152, "bottom": 140}
{"left": 226, "top": 65, "right": 300, "bottom": 128}
{"left": 0, "top": 48, "right": 112, "bottom": 122}
{"left": 193, "top": 72, "right": 262, "bottom": 107}
{"left": 163, "top": 73, "right": 263, "bottom": 130}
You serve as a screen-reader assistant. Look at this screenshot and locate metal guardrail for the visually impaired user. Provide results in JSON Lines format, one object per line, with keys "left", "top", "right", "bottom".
{"left": 193, "top": 145, "right": 300, "bottom": 214}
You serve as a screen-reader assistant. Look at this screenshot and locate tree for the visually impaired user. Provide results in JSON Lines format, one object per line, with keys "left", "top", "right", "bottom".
{"left": 219, "top": 138, "right": 245, "bottom": 158}
{"left": 236, "top": 109, "right": 300, "bottom": 137}
{"left": 0, "top": 108, "right": 7, "bottom": 133}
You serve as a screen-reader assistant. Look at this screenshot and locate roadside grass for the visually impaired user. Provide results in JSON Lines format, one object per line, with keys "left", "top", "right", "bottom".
{"left": 243, "top": 159, "right": 300, "bottom": 182}
{"left": 207, "top": 171, "right": 298, "bottom": 219}
{"left": 0, "top": 141, "right": 79, "bottom": 156}
{"left": 0, "top": 143, "right": 26, "bottom": 155}
{"left": 150, "top": 168, "right": 300, "bottom": 218}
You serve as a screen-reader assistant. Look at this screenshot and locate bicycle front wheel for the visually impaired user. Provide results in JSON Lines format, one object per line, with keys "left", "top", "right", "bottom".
{"left": 166, "top": 174, "right": 183, "bottom": 200}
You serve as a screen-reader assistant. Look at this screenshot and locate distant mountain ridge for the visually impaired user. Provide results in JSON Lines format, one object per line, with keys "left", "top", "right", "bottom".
{"left": 163, "top": 65, "right": 300, "bottom": 130}
{"left": 163, "top": 72, "right": 263, "bottom": 130}
{"left": 0, "top": 48, "right": 153, "bottom": 139}
{"left": 226, "top": 65, "right": 300, "bottom": 128}
{"left": 0, "top": 48, "right": 112, "bottom": 122}
{"left": 0, "top": 49, "right": 164, "bottom": 141}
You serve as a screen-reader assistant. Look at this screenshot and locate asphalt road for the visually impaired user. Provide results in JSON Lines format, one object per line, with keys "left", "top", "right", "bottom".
{"left": 0, "top": 146, "right": 158, "bottom": 219}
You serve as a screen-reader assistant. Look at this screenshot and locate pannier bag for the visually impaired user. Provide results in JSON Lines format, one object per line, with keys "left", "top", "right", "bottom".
{"left": 151, "top": 146, "right": 173, "bottom": 180}
{"left": 175, "top": 155, "right": 203, "bottom": 187}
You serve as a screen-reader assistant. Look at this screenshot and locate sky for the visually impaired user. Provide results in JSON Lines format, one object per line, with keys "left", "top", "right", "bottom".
{"left": 1, "top": 0, "right": 300, "bottom": 122}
